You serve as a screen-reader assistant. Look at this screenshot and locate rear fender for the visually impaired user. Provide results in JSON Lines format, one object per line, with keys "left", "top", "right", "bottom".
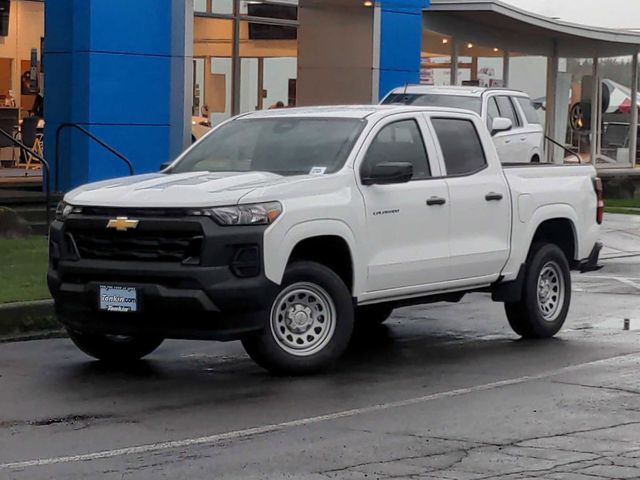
{"left": 502, "top": 204, "right": 579, "bottom": 279}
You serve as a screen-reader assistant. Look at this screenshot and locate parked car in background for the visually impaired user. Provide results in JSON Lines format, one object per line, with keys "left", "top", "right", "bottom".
{"left": 49, "top": 105, "right": 602, "bottom": 375}
{"left": 382, "top": 86, "right": 545, "bottom": 164}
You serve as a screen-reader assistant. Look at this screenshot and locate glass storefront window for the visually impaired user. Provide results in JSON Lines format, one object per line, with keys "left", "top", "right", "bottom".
{"left": 239, "top": 19, "right": 297, "bottom": 112}
{"left": 213, "top": 0, "right": 234, "bottom": 15}
{"left": 240, "top": 0, "right": 298, "bottom": 19}
{"left": 194, "top": 0, "right": 234, "bottom": 15}
{"left": 0, "top": 1, "right": 43, "bottom": 114}
{"left": 194, "top": 0, "right": 207, "bottom": 13}
{"left": 192, "top": 1, "right": 299, "bottom": 126}
{"left": 192, "top": 17, "right": 233, "bottom": 126}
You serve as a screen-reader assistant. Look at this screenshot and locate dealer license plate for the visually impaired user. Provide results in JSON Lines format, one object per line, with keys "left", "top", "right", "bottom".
{"left": 99, "top": 286, "right": 138, "bottom": 313}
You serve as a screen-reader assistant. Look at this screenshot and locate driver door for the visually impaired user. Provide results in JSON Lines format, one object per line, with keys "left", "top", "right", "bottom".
{"left": 357, "top": 115, "right": 450, "bottom": 294}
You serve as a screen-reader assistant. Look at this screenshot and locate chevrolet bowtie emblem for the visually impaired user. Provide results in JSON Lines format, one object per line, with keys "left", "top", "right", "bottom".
{"left": 106, "top": 217, "right": 140, "bottom": 232}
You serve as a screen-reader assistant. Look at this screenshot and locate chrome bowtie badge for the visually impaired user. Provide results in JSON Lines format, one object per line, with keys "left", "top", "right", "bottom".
{"left": 106, "top": 217, "right": 140, "bottom": 232}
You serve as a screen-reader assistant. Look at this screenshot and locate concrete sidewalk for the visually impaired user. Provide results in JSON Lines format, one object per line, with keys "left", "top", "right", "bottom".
{"left": 601, "top": 213, "right": 640, "bottom": 259}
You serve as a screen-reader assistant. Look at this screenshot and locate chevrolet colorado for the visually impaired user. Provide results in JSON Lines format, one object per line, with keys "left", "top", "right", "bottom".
{"left": 49, "top": 105, "right": 603, "bottom": 374}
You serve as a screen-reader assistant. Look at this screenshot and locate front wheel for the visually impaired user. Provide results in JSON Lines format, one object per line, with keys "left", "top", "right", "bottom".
{"left": 242, "top": 261, "right": 354, "bottom": 375}
{"left": 67, "top": 329, "right": 164, "bottom": 363}
{"left": 505, "top": 243, "right": 571, "bottom": 339}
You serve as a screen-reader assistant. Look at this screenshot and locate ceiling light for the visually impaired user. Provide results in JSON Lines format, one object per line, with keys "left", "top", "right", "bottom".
{"left": 363, "top": 1, "right": 373, "bottom": 6}
{"left": 442, "top": 38, "right": 449, "bottom": 44}
{"left": 493, "top": 47, "right": 499, "bottom": 52}
{"left": 467, "top": 43, "right": 474, "bottom": 49}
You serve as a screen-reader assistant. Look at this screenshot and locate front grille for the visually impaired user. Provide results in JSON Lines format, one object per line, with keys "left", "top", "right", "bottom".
{"left": 80, "top": 207, "right": 191, "bottom": 218}
{"left": 71, "top": 231, "right": 203, "bottom": 263}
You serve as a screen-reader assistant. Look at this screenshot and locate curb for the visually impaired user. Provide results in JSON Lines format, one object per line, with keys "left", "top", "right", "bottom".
{"left": 0, "top": 299, "right": 61, "bottom": 340}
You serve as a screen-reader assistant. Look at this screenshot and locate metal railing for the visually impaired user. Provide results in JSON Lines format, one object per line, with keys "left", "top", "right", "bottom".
{"left": 54, "top": 123, "right": 134, "bottom": 192}
{"left": 0, "top": 128, "right": 52, "bottom": 226}
{"left": 545, "top": 135, "right": 583, "bottom": 164}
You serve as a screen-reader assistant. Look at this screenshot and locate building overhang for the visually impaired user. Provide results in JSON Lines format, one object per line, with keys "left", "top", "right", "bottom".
{"left": 426, "top": 0, "right": 640, "bottom": 58}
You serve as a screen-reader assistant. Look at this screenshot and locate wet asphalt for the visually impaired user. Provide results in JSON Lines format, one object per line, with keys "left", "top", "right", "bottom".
{"left": 1, "top": 216, "right": 640, "bottom": 479}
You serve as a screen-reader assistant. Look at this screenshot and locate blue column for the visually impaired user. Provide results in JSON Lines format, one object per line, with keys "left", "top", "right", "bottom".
{"left": 44, "top": 0, "right": 191, "bottom": 192}
{"left": 378, "top": 0, "right": 429, "bottom": 100}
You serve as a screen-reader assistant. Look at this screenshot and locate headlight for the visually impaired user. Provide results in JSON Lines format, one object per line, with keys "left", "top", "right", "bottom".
{"left": 55, "top": 201, "right": 82, "bottom": 222}
{"left": 189, "top": 202, "right": 282, "bottom": 226}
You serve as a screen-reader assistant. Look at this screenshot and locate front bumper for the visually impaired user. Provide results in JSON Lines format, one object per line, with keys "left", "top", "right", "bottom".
{"left": 48, "top": 214, "right": 279, "bottom": 341}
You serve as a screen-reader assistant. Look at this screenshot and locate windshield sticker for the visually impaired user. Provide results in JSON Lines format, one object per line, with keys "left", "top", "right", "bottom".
{"left": 310, "top": 167, "right": 327, "bottom": 175}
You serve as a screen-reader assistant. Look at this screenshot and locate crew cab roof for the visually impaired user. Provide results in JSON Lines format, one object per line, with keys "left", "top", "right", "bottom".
{"left": 385, "top": 85, "right": 530, "bottom": 98}
{"left": 238, "top": 104, "right": 479, "bottom": 120}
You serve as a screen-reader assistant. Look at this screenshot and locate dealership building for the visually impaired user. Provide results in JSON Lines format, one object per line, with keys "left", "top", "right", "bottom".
{"left": 1, "top": 0, "right": 639, "bottom": 193}
{"left": 42, "top": 0, "right": 428, "bottom": 191}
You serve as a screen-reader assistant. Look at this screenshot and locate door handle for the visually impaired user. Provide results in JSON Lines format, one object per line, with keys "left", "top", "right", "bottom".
{"left": 427, "top": 196, "right": 447, "bottom": 206}
{"left": 485, "top": 192, "right": 504, "bottom": 202}
{"left": 504, "top": 139, "right": 512, "bottom": 144}
{"left": 520, "top": 136, "right": 527, "bottom": 141}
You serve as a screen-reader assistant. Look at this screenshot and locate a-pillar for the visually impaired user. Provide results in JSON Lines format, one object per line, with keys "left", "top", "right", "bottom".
{"left": 44, "top": 0, "right": 192, "bottom": 192}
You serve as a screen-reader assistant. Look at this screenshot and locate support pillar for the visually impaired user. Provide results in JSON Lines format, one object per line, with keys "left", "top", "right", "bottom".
{"left": 590, "top": 57, "right": 600, "bottom": 165}
{"left": 545, "top": 44, "right": 559, "bottom": 163}
{"left": 630, "top": 51, "right": 638, "bottom": 167}
{"left": 44, "top": 0, "right": 193, "bottom": 192}
{"left": 297, "top": 0, "right": 428, "bottom": 105}
{"left": 503, "top": 51, "right": 510, "bottom": 87}
{"left": 450, "top": 39, "right": 458, "bottom": 86}
{"left": 377, "top": 1, "right": 428, "bottom": 99}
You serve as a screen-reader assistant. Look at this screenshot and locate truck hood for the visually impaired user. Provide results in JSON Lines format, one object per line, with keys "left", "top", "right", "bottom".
{"left": 64, "top": 171, "right": 296, "bottom": 208}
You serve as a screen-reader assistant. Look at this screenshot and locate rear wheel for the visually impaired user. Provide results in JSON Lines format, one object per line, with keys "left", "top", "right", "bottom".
{"left": 242, "top": 261, "right": 354, "bottom": 375}
{"left": 505, "top": 243, "right": 571, "bottom": 338}
{"left": 67, "top": 329, "right": 164, "bottom": 363}
{"left": 355, "top": 304, "right": 394, "bottom": 325}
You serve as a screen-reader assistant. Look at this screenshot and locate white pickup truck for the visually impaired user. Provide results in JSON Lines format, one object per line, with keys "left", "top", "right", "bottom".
{"left": 49, "top": 105, "right": 603, "bottom": 374}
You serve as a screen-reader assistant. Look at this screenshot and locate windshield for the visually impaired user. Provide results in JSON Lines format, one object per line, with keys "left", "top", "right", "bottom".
{"left": 171, "top": 117, "right": 366, "bottom": 176}
{"left": 383, "top": 93, "right": 482, "bottom": 114}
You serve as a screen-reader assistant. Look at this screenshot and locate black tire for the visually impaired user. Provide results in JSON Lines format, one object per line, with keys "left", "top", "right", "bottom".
{"left": 67, "top": 329, "right": 164, "bottom": 363}
{"left": 241, "top": 261, "right": 354, "bottom": 375}
{"left": 531, "top": 155, "right": 540, "bottom": 164}
{"left": 505, "top": 243, "right": 571, "bottom": 339}
{"left": 355, "top": 304, "right": 394, "bottom": 325}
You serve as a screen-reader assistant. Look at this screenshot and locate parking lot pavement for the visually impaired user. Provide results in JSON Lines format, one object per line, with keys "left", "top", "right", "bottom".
{"left": 600, "top": 213, "right": 640, "bottom": 259}
{"left": 1, "top": 220, "right": 639, "bottom": 479}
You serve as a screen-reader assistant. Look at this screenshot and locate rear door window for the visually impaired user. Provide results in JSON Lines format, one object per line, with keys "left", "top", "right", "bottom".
{"left": 431, "top": 118, "right": 487, "bottom": 176}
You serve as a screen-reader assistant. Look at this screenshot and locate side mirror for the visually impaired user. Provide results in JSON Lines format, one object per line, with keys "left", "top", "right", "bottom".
{"left": 491, "top": 117, "right": 513, "bottom": 136}
{"left": 362, "top": 162, "right": 413, "bottom": 186}
{"left": 160, "top": 161, "right": 172, "bottom": 171}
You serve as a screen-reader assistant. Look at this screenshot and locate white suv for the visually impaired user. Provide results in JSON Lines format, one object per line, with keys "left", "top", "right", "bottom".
{"left": 382, "top": 86, "right": 545, "bottom": 164}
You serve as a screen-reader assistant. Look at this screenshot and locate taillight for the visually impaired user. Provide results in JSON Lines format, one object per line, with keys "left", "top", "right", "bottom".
{"left": 594, "top": 177, "right": 604, "bottom": 225}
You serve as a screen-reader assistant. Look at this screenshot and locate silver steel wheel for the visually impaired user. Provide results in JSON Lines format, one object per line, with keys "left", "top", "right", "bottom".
{"left": 270, "top": 282, "right": 337, "bottom": 357}
{"left": 537, "top": 261, "right": 565, "bottom": 322}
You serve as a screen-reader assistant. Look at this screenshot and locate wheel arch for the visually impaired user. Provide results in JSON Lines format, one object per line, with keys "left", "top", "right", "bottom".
{"left": 264, "top": 220, "right": 362, "bottom": 296}
{"left": 287, "top": 236, "right": 354, "bottom": 294}
{"left": 494, "top": 217, "right": 577, "bottom": 303}
{"left": 528, "top": 213, "right": 579, "bottom": 264}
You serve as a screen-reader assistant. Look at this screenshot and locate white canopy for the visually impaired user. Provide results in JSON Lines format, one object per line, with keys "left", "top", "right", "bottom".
{"left": 426, "top": 0, "right": 640, "bottom": 58}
